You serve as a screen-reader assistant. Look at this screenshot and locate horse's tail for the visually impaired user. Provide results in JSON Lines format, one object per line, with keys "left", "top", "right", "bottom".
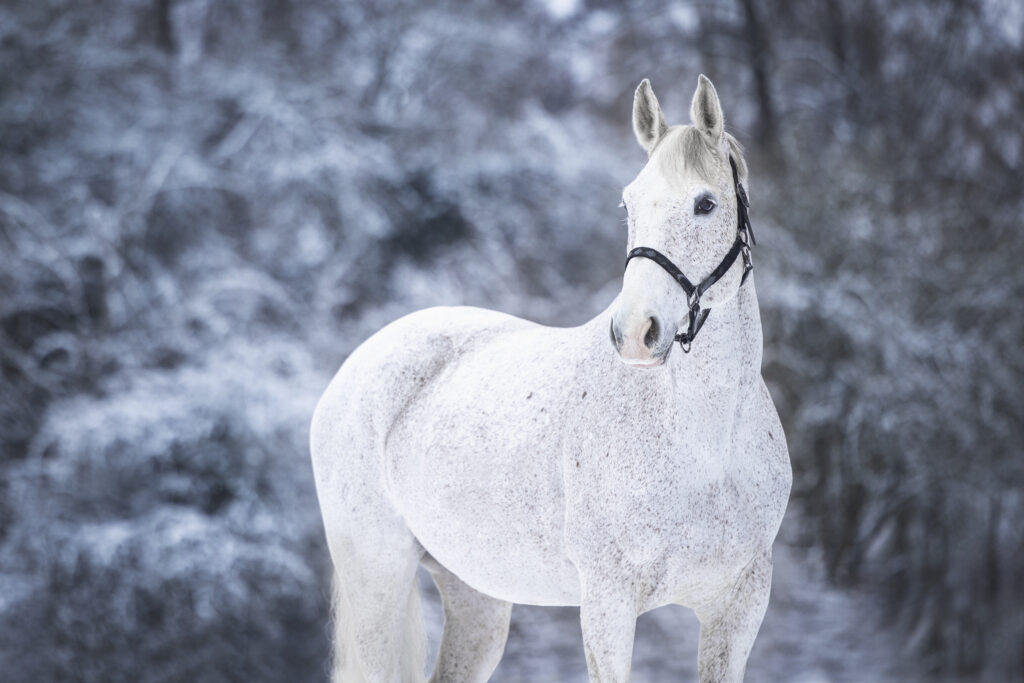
{"left": 330, "top": 569, "right": 426, "bottom": 683}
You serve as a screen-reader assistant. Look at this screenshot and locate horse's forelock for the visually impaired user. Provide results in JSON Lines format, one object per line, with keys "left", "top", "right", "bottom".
{"left": 653, "top": 125, "right": 746, "bottom": 185}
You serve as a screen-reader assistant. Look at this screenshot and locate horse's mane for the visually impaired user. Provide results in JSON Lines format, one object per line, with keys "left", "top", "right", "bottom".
{"left": 653, "top": 125, "right": 748, "bottom": 185}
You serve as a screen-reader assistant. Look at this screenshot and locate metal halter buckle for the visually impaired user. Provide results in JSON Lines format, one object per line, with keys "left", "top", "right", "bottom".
{"left": 687, "top": 290, "right": 701, "bottom": 312}
{"left": 677, "top": 292, "right": 702, "bottom": 354}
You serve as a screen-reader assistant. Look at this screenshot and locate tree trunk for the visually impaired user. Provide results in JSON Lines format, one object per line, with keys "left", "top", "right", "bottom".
{"left": 738, "top": 0, "right": 778, "bottom": 146}
{"left": 156, "top": 0, "right": 175, "bottom": 53}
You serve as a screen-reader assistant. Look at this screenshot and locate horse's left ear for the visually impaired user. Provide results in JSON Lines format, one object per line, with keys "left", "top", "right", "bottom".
{"left": 691, "top": 74, "right": 724, "bottom": 145}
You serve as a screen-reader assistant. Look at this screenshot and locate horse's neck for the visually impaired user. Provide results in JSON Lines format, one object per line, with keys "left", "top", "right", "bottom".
{"left": 675, "top": 278, "right": 764, "bottom": 386}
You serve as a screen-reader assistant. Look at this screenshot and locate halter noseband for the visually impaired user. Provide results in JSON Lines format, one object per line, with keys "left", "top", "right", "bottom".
{"left": 624, "top": 156, "right": 756, "bottom": 354}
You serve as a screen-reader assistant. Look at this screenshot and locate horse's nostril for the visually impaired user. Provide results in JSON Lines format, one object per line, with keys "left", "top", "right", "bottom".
{"left": 643, "top": 316, "right": 659, "bottom": 349}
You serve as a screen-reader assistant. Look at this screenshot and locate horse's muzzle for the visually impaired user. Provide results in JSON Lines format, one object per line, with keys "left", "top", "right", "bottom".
{"left": 609, "top": 313, "right": 671, "bottom": 367}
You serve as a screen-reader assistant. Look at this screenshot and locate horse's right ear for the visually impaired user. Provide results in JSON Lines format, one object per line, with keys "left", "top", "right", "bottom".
{"left": 691, "top": 74, "right": 724, "bottom": 145}
{"left": 633, "top": 79, "right": 668, "bottom": 154}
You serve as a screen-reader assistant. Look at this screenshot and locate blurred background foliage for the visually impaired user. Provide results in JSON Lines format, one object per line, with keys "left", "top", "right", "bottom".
{"left": 1, "top": 0, "right": 1022, "bottom": 680}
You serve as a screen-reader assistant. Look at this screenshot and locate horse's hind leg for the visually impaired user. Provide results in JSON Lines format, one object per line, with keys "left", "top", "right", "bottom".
{"left": 423, "top": 556, "right": 512, "bottom": 683}
{"left": 693, "top": 549, "right": 773, "bottom": 683}
{"left": 327, "top": 513, "right": 426, "bottom": 683}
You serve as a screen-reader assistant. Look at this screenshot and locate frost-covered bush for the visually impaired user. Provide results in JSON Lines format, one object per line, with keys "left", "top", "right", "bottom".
{"left": 753, "top": 11, "right": 1024, "bottom": 665}
{"left": 2, "top": 507, "right": 326, "bottom": 683}
{"left": 1, "top": 343, "right": 329, "bottom": 682}
{"left": 2, "top": 0, "right": 1023, "bottom": 679}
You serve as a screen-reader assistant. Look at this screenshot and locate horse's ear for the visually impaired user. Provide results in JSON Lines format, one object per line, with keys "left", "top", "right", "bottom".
{"left": 633, "top": 79, "right": 668, "bottom": 154}
{"left": 690, "top": 74, "right": 724, "bottom": 145}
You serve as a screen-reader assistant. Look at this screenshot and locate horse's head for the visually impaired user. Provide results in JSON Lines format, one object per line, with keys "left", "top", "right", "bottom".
{"left": 610, "top": 75, "right": 750, "bottom": 367}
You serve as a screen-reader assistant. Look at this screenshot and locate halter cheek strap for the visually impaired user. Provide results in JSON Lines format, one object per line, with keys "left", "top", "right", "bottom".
{"left": 624, "top": 156, "right": 755, "bottom": 353}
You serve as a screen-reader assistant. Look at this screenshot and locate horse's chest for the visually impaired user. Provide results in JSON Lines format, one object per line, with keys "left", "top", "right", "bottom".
{"left": 563, "top": 425, "right": 776, "bottom": 608}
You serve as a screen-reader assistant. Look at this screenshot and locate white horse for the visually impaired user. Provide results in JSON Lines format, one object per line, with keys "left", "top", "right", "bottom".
{"left": 311, "top": 75, "right": 791, "bottom": 683}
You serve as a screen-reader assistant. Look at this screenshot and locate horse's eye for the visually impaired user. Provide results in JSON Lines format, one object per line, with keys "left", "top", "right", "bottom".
{"left": 695, "top": 197, "right": 716, "bottom": 215}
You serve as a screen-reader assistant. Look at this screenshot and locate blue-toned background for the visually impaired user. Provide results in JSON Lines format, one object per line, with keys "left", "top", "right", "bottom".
{"left": 2, "top": 0, "right": 1022, "bottom": 680}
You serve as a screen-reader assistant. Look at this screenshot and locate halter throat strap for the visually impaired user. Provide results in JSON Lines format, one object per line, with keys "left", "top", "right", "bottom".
{"left": 623, "top": 155, "right": 755, "bottom": 353}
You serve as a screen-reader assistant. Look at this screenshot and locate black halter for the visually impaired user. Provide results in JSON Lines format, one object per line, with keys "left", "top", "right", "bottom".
{"left": 624, "top": 156, "right": 756, "bottom": 353}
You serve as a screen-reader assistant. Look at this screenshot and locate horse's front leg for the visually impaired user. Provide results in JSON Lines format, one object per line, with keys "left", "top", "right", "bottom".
{"left": 578, "top": 571, "right": 639, "bottom": 683}
{"left": 694, "top": 549, "right": 773, "bottom": 683}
